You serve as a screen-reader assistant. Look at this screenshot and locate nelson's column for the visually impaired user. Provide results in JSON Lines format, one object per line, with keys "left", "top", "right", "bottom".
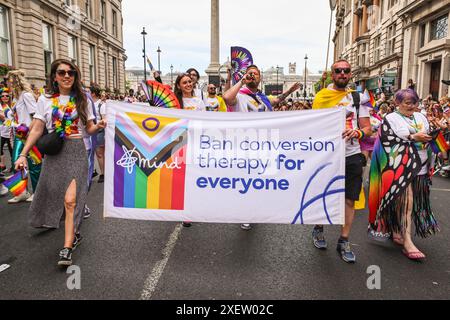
{"left": 205, "top": 0, "right": 221, "bottom": 86}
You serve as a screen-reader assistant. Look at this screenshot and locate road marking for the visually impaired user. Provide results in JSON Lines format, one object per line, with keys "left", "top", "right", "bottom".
{"left": 140, "top": 224, "right": 182, "bottom": 300}
{"left": 431, "top": 188, "right": 450, "bottom": 192}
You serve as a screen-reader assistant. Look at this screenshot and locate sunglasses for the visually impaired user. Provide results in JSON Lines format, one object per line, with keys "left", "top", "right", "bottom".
{"left": 1, "top": 95, "right": 9, "bottom": 98}
{"left": 334, "top": 68, "right": 351, "bottom": 74}
{"left": 56, "top": 70, "right": 76, "bottom": 77}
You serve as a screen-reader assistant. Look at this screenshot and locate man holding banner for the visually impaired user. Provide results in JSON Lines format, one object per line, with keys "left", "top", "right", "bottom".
{"left": 223, "top": 65, "right": 300, "bottom": 230}
{"left": 312, "top": 60, "right": 372, "bottom": 263}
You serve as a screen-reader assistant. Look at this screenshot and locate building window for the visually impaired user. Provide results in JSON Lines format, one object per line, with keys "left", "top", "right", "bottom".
{"left": 85, "top": 0, "right": 92, "bottom": 19}
{"left": 89, "top": 45, "right": 96, "bottom": 83}
{"left": 112, "top": 56, "right": 118, "bottom": 89}
{"left": 386, "top": 24, "right": 396, "bottom": 56}
{"left": 42, "top": 23, "right": 53, "bottom": 77}
{"left": 112, "top": 10, "right": 117, "bottom": 37}
{"left": 419, "top": 24, "right": 426, "bottom": 47}
{"left": 345, "top": 23, "right": 350, "bottom": 46}
{"left": 101, "top": 1, "right": 107, "bottom": 29}
{"left": 374, "top": 35, "right": 381, "bottom": 62}
{"left": 0, "top": 5, "right": 11, "bottom": 65}
{"left": 430, "top": 14, "right": 448, "bottom": 41}
{"left": 358, "top": 43, "right": 367, "bottom": 67}
{"left": 68, "top": 35, "right": 78, "bottom": 64}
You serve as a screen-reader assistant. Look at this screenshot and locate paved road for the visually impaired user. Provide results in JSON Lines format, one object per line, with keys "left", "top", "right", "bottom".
{"left": 0, "top": 174, "right": 449, "bottom": 300}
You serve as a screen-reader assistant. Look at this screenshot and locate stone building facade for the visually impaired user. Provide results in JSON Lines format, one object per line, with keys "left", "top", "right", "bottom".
{"left": 333, "top": 0, "right": 449, "bottom": 99}
{"left": 0, "top": 0, "right": 126, "bottom": 93}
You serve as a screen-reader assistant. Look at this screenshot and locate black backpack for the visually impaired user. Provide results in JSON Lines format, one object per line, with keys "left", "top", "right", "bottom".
{"left": 351, "top": 91, "right": 361, "bottom": 129}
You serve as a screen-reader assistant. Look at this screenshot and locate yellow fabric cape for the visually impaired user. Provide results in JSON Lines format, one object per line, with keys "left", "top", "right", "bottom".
{"left": 217, "top": 96, "right": 228, "bottom": 113}
{"left": 313, "top": 87, "right": 366, "bottom": 210}
{"left": 312, "top": 87, "right": 354, "bottom": 110}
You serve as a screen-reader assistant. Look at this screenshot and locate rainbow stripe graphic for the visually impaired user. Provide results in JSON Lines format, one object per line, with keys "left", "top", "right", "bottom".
{"left": 3, "top": 170, "right": 28, "bottom": 197}
{"left": 113, "top": 112, "right": 188, "bottom": 210}
{"left": 429, "top": 131, "right": 450, "bottom": 155}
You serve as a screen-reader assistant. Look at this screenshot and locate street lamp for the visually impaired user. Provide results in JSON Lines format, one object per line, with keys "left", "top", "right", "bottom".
{"left": 141, "top": 27, "right": 148, "bottom": 83}
{"left": 157, "top": 46, "right": 162, "bottom": 72}
{"left": 170, "top": 64, "right": 174, "bottom": 87}
{"left": 304, "top": 54, "right": 308, "bottom": 100}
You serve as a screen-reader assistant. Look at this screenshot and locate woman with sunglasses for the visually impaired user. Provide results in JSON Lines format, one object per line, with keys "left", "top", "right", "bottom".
{"left": 0, "top": 88, "right": 13, "bottom": 173}
{"left": 15, "top": 59, "right": 106, "bottom": 267}
{"left": 6, "top": 70, "right": 40, "bottom": 203}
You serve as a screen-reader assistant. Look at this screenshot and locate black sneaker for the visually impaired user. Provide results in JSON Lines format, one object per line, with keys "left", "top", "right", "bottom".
{"left": 312, "top": 227, "right": 327, "bottom": 250}
{"left": 73, "top": 233, "right": 82, "bottom": 250}
{"left": 181, "top": 222, "right": 192, "bottom": 228}
{"left": 58, "top": 248, "right": 73, "bottom": 266}
{"left": 83, "top": 205, "right": 91, "bottom": 219}
{"left": 240, "top": 223, "right": 252, "bottom": 231}
{"left": 92, "top": 170, "right": 98, "bottom": 179}
{"left": 336, "top": 240, "right": 356, "bottom": 263}
{"left": 98, "top": 174, "right": 104, "bottom": 183}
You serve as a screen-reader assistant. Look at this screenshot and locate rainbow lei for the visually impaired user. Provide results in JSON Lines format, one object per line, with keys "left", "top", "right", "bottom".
{"left": 51, "top": 95, "right": 79, "bottom": 139}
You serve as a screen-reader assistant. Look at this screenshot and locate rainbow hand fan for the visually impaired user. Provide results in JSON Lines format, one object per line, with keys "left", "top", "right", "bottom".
{"left": 3, "top": 169, "right": 28, "bottom": 197}
{"left": 231, "top": 46, "right": 253, "bottom": 85}
{"left": 141, "top": 80, "right": 181, "bottom": 109}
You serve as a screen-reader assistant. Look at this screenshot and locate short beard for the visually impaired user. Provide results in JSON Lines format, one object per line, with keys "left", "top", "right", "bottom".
{"left": 247, "top": 81, "right": 259, "bottom": 90}
{"left": 334, "top": 80, "right": 349, "bottom": 89}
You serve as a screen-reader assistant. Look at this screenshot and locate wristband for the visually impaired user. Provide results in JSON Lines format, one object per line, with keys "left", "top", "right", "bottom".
{"left": 356, "top": 129, "right": 365, "bottom": 140}
{"left": 19, "top": 154, "right": 27, "bottom": 158}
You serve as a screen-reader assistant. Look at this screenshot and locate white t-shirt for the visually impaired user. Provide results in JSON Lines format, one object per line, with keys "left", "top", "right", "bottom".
{"left": 193, "top": 88, "right": 208, "bottom": 105}
{"left": 34, "top": 95, "right": 95, "bottom": 149}
{"left": 0, "top": 105, "right": 13, "bottom": 138}
{"left": 182, "top": 97, "right": 206, "bottom": 111}
{"left": 206, "top": 97, "right": 220, "bottom": 111}
{"left": 331, "top": 89, "right": 370, "bottom": 157}
{"left": 234, "top": 92, "right": 272, "bottom": 113}
{"left": 12, "top": 92, "right": 37, "bottom": 127}
{"left": 386, "top": 112, "right": 430, "bottom": 175}
{"left": 94, "top": 100, "right": 106, "bottom": 121}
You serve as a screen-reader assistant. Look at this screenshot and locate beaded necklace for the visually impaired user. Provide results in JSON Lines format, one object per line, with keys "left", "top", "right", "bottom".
{"left": 51, "top": 94, "right": 79, "bottom": 138}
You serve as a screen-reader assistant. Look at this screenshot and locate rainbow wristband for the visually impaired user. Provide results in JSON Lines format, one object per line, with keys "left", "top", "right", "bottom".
{"left": 357, "top": 129, "right": 365, "bottom": 140}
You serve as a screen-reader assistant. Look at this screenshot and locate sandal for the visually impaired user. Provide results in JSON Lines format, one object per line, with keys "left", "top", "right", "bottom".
{"left": 402, "top": 249, "right": 426, "bottom": 261}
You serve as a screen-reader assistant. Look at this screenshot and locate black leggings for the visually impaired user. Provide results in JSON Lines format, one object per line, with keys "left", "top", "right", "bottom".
{"left": 0, "top": 136, "right": 13, "bottom": 157}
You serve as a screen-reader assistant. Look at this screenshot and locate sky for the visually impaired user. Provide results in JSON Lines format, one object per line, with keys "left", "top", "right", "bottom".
{"left": 122, "top": 0, "right": 335, "bottom": 75}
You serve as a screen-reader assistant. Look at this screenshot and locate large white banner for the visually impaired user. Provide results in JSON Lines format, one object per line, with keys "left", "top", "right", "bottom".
{"left": 104, "top": 102, "right": 346, "bottom": 225}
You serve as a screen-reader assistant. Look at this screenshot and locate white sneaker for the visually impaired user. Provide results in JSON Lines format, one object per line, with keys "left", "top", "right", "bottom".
{"left": 8, "top": 191, "right": 31, "bottom": 204}
{"left": 26, "top": 194, "right": 34, "bottom": 202}
{"left": 0, "top": 184, "right": 9, "bottom": 196}
{"left": 441, "top": 164, "right": 450, "bottom": 171}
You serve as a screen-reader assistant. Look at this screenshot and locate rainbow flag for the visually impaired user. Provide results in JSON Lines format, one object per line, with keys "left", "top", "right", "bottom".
{"left": 3, "top": 170, "right": 28, "bottom": 197}
{"left": 113, "top": 112, "right": 188, "bottom": 210}
{"left": 146, "top": 56, "right": 155, "bottom": 72}
{"left": 369, "top": 91, "right": 376, "bottom": 108}
{"left": 429, "top": 131, "right": 450, "bottom": 155}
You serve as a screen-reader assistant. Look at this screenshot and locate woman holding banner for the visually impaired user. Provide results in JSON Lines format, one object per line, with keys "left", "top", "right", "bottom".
{"left": 369, "top": 89, "right": 439, "bottom": 261}
{"left": 174, "top": 73, "right": 206, "bottom": 228}
{"left": 14, "top": 59, "right": 106, "bottom": 267}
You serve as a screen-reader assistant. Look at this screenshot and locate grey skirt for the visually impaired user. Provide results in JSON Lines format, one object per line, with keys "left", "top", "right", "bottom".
{"left": 29, "top": 138, "right": 88, "bottom": 232}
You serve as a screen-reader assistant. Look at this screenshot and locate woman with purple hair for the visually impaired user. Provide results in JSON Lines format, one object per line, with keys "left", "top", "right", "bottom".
{"left": 369, "top": 88, "right": 439, "bottom": 261}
